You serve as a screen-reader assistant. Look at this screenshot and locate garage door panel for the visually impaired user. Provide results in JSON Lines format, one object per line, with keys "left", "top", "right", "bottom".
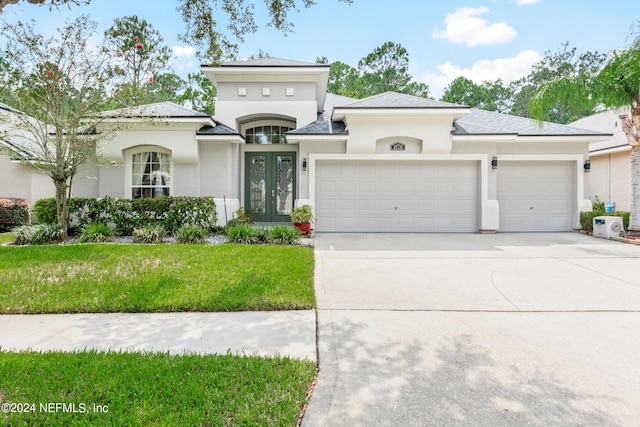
{"left": 316, "top": 161, "right": 478, "bottom": 232}
{"left": 497, "top": 162, "right": 574, "bottom": 232}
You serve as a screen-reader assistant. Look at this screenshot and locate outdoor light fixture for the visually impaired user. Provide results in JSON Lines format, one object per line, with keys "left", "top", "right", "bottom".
{"left": 302, "top": 158, "right": 307, "bottom": 171}
{"left": 491, "top": 156, "right": 498, "bottom": 170}
{"left": 584, "top": 160, "right": 591, "bottom": 172}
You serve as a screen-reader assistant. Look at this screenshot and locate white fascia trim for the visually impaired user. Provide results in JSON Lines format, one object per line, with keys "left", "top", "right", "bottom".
{"left": 514, "top": 135, "right": 611, "bottom": 143}
{"left": 286, "top": 135, "right": 348, "bottom": 144}
{"left": 452, "top": 134, "right": 518, "bottom": 142}
{"left": 197, "top": 135, "right": 245, "bottom": 144}
{"left": 308, "top": 153, "right": 490, "bottom": 211}
{"left": 589, "top": 145, "right": 631, "bottom": 156}
{"left": 101, "top": 117, "right": 215, "bottom": 126}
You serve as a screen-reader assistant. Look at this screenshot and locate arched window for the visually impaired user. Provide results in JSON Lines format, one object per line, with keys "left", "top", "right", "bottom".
{"left": 245, "top": 125, "right": 293, "bottom": 144}
{"left": 131, "top": 151, "right": 171, "bottom": 198}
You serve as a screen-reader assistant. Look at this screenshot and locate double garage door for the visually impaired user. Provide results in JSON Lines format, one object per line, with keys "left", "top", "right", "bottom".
{"left": 315, "top": 161, "right": 478, "bottom": 232}
{"left": 315, "top": 160, "right": 574, "bottom": 233}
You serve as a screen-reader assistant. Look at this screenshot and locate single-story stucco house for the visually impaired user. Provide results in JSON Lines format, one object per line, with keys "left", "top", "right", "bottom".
{"left": 570, "top": 109, "right": 631, "bottom": 212}
{"left": 1, "top": 58, "right": 612, "bottom": 232}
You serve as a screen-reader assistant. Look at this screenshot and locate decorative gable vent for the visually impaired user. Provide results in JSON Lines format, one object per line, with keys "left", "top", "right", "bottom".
{"left": 390, "top": 142, "right": 406, "bottom": 152}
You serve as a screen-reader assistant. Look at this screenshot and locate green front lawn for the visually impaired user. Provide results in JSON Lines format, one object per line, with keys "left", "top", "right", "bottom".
{"left": 0, "top": 244, "right": 315, "bottom": 314}
{"left": 0, "top": 233, "right": 12, "bottom": 245}
{"left": 0, "top": 350, "right": 316, "bottom": 426}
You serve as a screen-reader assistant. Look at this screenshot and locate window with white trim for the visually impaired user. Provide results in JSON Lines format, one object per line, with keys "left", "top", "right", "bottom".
{"left": 131, "top": 151, "right": 171, "bottom": 198}
{"left": 245, "top": 125, "right": 293, "bottom": 144}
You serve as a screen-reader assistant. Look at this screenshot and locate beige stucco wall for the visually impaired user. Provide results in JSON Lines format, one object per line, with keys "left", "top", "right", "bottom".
{"left": 589, "top": 151, "right": 631, "bottom": 211}
{"left": 215, "top": 82, "right": 318, "bottom": 129}
{"left": 100, "top": 123, "right": 200, "bottom": 164}
{"left": 297, "top": 140, "right": 347, "bottom": 200}
{"left": 0, "top": 154, "right": 56, "bottom": 206}
{"left": 343, "top": 115, "right": 454, "bottom": 155}
{"left": 198, "top": 141, "right": 240, "bottom": 198}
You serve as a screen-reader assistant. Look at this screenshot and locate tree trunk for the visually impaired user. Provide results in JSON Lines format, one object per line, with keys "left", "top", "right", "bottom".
{"left": 54, "top": 179, "right": 70, "bottom": 241}
{"left": 620, "top": 109, "right": 640, "bottom": 234}
{"left": 630, "top": 144, "right": 640, "bottom": 233}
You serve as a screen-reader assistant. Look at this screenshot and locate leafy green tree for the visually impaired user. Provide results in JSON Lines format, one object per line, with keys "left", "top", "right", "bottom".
{"left": 530, "top": 30, "right": 640, "bottom": 232}
{"left": 511, "top": 42, "right": 605, "bottom": 123}
{"left": 0, "top": 16, "right": 118, "bottom": 240}
{"left": 441, "top": 77, "right": 512, "bottom": 113}
{"left": 326, "top": 61, "right": 363, "bottom": 98}
{"left": 358, "top": 41, "right": 429, "bottom": 98}
{"left": 323, "top": 42, "right": 430, "bottom": 99}
{"left": 103, "top": 15, "right": 172, "bottom": 107}
{"left": 178, "top": 72, "right": 216, "bottom": 115}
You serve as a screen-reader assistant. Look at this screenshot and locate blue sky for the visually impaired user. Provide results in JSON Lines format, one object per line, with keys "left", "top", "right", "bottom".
{"left": 1, "top": 0, "right": 637, "bottom": 97}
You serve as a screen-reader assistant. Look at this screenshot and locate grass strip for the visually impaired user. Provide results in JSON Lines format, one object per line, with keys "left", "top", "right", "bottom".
{"left": 0, "top": 244, "right": 315, "bottom": 314}
{"left": 0, "top": 350, "right": 316, "bottom": 426}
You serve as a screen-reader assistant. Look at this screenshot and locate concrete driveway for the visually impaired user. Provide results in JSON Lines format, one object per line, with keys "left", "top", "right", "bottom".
{"left": 303, "top": 233, "right": 640, "bottom": 426}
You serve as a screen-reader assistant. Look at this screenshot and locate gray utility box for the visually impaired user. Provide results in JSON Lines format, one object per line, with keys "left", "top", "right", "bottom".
{"left": 593, "top": 216, "right": 623, "bottom": 239}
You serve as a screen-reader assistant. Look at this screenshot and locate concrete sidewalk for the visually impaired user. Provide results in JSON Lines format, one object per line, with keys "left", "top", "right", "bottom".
{"left": 0, "top": 311, "right": 317, "bottom": 360}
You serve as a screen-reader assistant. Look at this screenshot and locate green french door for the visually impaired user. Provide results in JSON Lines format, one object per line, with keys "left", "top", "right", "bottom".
{"left": 245, "top": 152, "right": 296, "bottom": 222}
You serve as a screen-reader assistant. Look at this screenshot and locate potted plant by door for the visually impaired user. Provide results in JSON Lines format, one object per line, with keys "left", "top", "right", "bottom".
{"left": 291, "top": 205, "right": 313, "bottom": 235}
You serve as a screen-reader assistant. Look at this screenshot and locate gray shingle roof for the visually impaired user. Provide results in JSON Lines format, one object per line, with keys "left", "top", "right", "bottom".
{"left": 99, "top": 101, "right": 210, "bottom": 118}
{"left": 288, "top": 120, "right": 347, "bottom": 136}
{"left": 197, "top": 121, "right": 240, "bottom": 136}
{"left": 336, "top": 92, "right": 467, "bottom": 109}
{"left": 220, "top": 57, "right": 327, "bottom": 68}
{"left": 322, "top": 93, "right": 357, "bottom": 121}
{"left": 454, "top": 108, "right": 611, "bottom": 137}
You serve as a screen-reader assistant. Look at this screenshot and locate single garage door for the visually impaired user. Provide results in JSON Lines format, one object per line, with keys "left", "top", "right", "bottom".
{"left": 315, "top": 160, "right": 478, "bottom": 232}
{"left": 497, "top": 161, "right": 574, "bottom": 232}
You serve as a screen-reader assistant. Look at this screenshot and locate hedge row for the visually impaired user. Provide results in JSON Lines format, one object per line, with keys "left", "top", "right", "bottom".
{"left": 0, "top": 198, "right": 30, "bottom": 232}
{"left": 33, "top": 196, "right": 217, "bottom": 235}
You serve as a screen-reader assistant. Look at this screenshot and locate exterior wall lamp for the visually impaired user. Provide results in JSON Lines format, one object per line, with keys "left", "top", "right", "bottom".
{"left": 491, "top": 156, "right": 498, "bottom": 170}
{"left": 584, "top": 159, "right": 591, "bottom": 173}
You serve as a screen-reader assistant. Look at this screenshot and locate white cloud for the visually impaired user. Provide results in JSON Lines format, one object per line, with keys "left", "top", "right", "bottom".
{"left": 513, "top": 0, "right": 540, "bottom": 4}
{"left": 421, "top": 50, "right": 543, "bottom": 98}
{"left": 172, "top": 46, "right": 196, "bottom": 58}
{"left": 432, "top": 6, "right": 517, "bottom": 46}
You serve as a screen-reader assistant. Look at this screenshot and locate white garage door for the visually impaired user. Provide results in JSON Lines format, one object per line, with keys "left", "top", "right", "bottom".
{"left": 315, "top": 161, "right": 478, "bottom": 232}
{"left": 497, "top": 161, "right": 574, "bottom": 232}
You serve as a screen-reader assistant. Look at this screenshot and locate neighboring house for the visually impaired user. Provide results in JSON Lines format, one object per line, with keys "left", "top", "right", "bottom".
{"left": 570, "top": 109, "right": 631, "bottom": 211}
{"left": 0, "top": 102, "right": 55, "bottom": 205}
{"left": 2, "top": 58, "right": 612, "bottom": 232}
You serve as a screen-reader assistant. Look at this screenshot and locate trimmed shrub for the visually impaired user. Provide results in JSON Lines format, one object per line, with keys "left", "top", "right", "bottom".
{"left": 32, "top": 196, "right": 218, "bottom": 236}
{"left": 0, "top": 198, "right": 30, "bottom": 231}
{"left": 78, "top": 222, "right": 114, "bottom": 243}
{"left": 174, "top": 224, "right": 207, "bottom": 244}
{"left": 132, "top": 224, "right": 166, "bottom": 244}
{"left": 226, "top": 224, "right": 259, "bottom": 244}
{"left": 12, "top": 223, "right": 62, "bottom": 245}
{"left": 269, "top": 224, "right": 301, "bottom": 245}
{"left": 33, "top": 198, "right": 58, "bottom": 224}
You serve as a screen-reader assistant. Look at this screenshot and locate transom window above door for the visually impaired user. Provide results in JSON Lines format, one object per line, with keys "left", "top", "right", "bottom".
{"left": 245, "top": 125, "right": 293, "bottom": 144}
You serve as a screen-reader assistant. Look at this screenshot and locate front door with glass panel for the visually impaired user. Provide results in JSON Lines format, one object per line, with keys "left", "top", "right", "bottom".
{"left": 245, "top": 152, "right": 296, "bottom": 222}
